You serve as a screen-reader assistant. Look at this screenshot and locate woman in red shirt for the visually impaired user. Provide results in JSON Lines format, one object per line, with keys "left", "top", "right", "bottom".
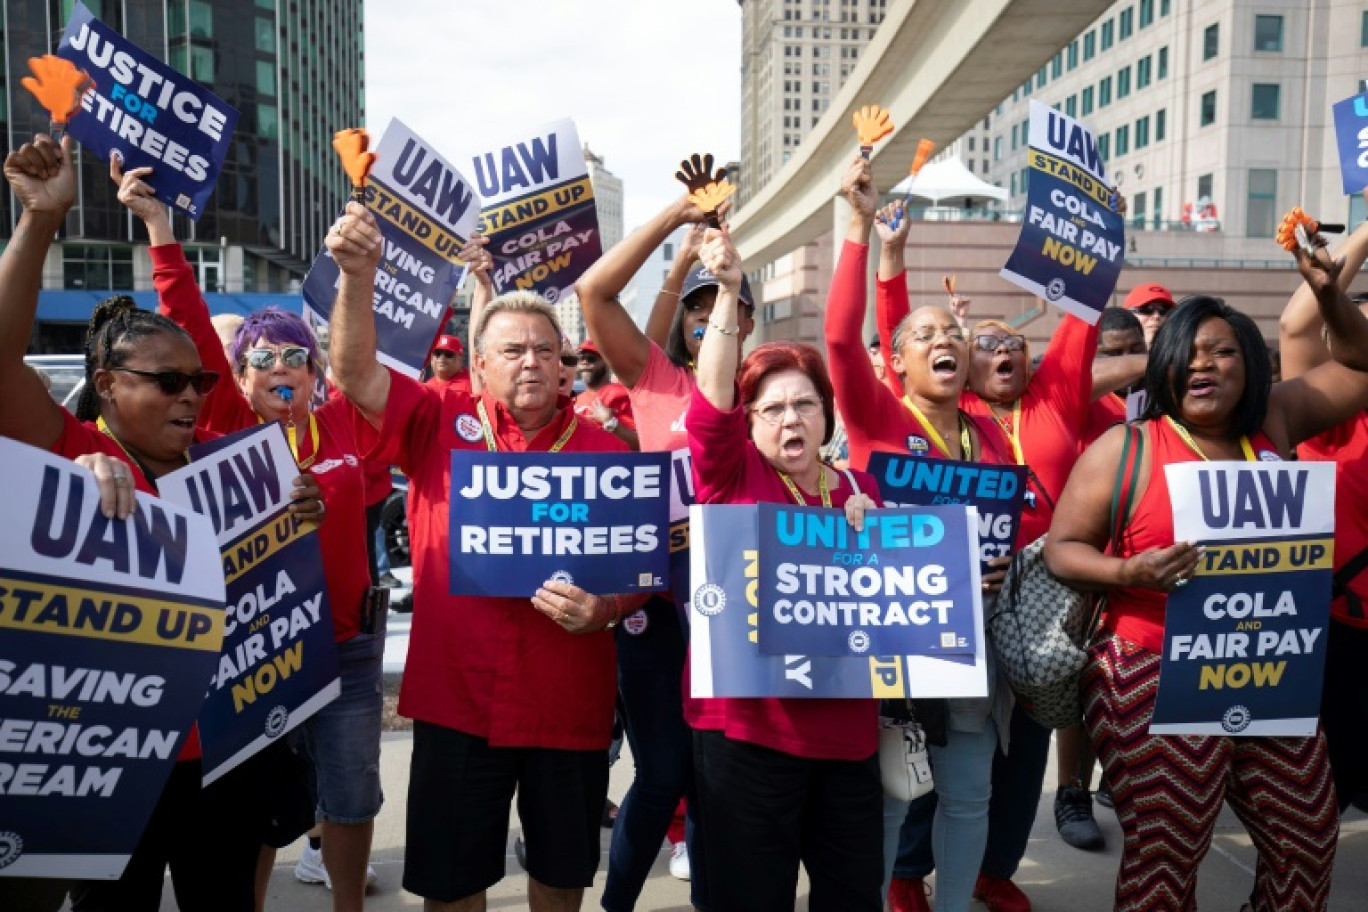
{"left": 688, "top": 225, "right": 883, "bottom": 910}
{"left": 1045, "top": 245, "right": 1368, "bottom": 911}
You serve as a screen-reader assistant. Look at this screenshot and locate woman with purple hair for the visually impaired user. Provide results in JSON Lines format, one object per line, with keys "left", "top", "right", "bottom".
{"left": 114, "top": 160, "right": 382, "bottom": 912}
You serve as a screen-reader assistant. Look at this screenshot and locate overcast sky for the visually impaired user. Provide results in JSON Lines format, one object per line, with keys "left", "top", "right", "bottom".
{"left": 363, "top": 0, "right": 742, "bottom": 233}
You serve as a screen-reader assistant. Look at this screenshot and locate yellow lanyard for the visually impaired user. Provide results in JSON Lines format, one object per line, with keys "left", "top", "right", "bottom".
{"left": 96, "top": 416, "right": 189, "bottom": 481}
{"left": 259, "top": 411, "right": 320, "bottom": 470}
{"left": 476, "top": 398, "right": 577, "bottom": 453}
{"left": 990, "top": 399, "right": 1026, "bottom": 466}
{"left": 777, "top": 464, "right": 832, "bottom": 507}
{"left": 902, "top": 396, "right": 973, "bottom": 460}
{"left": 1165, "top": 417, "right": 1257, "bottom": 462}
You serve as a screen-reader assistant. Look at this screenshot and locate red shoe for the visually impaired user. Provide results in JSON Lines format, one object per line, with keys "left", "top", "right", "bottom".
{"left": 887, "top": 877, "right": 931, "bottom": 912}
{"left": 974, "top": 874, "right": 1031, "bottom": 912}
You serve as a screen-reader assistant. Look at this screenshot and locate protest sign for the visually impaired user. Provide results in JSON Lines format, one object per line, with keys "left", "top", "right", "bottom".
{"left": 690, "top": 505, "right": 988, "bottom": 699}
{"left": 1001, "top": 100, "right": 1123, "bottom": 323}
{"left": 666, "top": 448, "right": 697, "bottom": 617}
{"left": 474, "top": 118, "right": 602, "bottom": 303}
{"left": 303, "top": 118, "right": 478, "bottom": 378}
{"left": 57, "top": 1, "right": 237, "bottom": 220}
{"left": 0, "top": 439, "right": 223, "bottom": 879}
{"left": 1332, "top": 90, "right": 1368, "bottom": 196}
{"left": 1151, "top": 461, "right": 1335, "bottom": 737}
{"left": 868, "top": 453, "right": 1027, "bottom": 574}
{"left": 159, "top": 424, "right": 338, "bottom": 783}
{"left": 449, "top": 450, "right": 670, "bottom": 598}
{"left": 755, "top": 503, "right": 981, "bottom": 657}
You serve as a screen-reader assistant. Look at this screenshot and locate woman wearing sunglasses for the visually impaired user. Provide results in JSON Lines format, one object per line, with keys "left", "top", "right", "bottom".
{"left": 0, "top": 136, "right": 322, "bottom": 912}
{"left": 109, "top": 159, "right": 381, "bottom": 911}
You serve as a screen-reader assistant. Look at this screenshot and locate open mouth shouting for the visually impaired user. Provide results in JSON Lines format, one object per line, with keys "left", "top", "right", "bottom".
{"left": 1187, "top": 375, "right": 1218, "bottom": 399}
{"left": 932, "top": 353, "right": 959, "bottom": 380}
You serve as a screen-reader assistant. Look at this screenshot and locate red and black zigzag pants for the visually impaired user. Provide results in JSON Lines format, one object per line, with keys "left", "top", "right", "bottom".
{"left": 1083, "top": 634, "right": 1339, "bottom": 912}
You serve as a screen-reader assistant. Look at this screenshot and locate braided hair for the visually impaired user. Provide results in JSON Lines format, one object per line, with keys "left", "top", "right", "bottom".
{"left": 74, "top": 296, "right": 191, "bottom": 421}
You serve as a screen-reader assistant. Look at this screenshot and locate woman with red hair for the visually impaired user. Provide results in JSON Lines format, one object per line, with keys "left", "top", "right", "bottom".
{"left": 687, "top": 226, "right": 884, "bottom": 910}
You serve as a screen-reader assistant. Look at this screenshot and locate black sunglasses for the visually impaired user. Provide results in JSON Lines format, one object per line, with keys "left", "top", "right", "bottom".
{"left": 559, "top": 354, "right": 578, "bottom": 367}
{"left": 111, "top": 367, "right": 219, "bottom": 396}
{"left": 431, "top": 349, "right": 457, "bottom": 358}
{"left": 1132, "top": 303, "right": 1172, "bottom": 317}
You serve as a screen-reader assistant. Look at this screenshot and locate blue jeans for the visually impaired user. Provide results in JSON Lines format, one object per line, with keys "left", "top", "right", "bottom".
{"left": 602, "top": 598, "right": 704, "bottom": 911}
{"left": 929, "top": 725, "right": 998, "bottom": 912}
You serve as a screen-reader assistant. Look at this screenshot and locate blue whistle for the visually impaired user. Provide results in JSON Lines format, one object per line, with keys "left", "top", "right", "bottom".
{"left": 692, "top": 327, "right": 706, "bottom": 341}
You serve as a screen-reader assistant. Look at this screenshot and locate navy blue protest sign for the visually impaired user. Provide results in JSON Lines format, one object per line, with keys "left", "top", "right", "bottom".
{"left": 0, "top": 439, "right": 223, "bottom": 879}
{"left": 690, "top": 505, "right": 988, "bottom": 699}
{"left": 303, "top": 119, "right": 478, "bottom": 378}
{"left": 756, "top": 504, "right": 980, "bottom": 658}
{"left": 474, "top": 118, "right": 602, "bottom": 304}
{"left": 57, "top": 2, "right": 237, "bottom": 220}
{"left": 1332, "top": 91, "right": 1368, "bottom": 196}
{"left": 868, "top": 453, "right": 1026, "bottom": 575}
{"left": 1001, "top": 101, "right": 1123, "bottom": 323}
{"left": 1151, "top": 462, "right": 1335, "bottom": 737}
{"left": 449, "top": 450, "right": 670, "bottom": 597}
{"left": 666, "top": 448, "right": 697, "bottom": 620}
{"left": 160, "top": 423, "right": 338, "bottom": 784}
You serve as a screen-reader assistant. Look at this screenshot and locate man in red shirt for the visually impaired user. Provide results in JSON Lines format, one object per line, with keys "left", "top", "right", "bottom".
{"left": 426, "top": 333, "right": 471, "bottom": 394}
{"left": 574, "top": 338, "right": 638, "bottom": 449}
{"left": 324, "top": 202, "right": 637, "bottom": 910}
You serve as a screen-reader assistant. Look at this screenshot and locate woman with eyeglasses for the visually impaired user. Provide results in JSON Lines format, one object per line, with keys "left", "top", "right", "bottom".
{"left": 109, "top": 158, "right": 381, "bottom": 911}
{"left": 0, "top": 136, "right": 322, "bottom": 912}
{"left": 826, "top": 155, "right": 1018, "bottom": 912}
{"left": 687, "top": 224, "right": 884, "bottom": 910}
{"left": 1044, "top": 244, "right": 1368, "bottom": 911}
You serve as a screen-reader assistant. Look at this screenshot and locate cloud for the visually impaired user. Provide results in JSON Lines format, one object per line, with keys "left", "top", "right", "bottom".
{"left": 363, "top": 0, "right": 741, "bottom": 230}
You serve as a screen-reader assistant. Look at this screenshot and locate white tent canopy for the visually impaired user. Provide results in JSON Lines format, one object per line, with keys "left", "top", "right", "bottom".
{"left": 890, "top": 156, "right": 1008, "bottom": 205}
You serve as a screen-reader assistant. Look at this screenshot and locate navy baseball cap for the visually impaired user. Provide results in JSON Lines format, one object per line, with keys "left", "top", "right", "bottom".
{"left": 681, "top": 264, "right": 754, "bottom": 310}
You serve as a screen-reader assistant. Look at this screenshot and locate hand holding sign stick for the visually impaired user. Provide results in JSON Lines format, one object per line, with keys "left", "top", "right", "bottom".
{"left": 675, "top": 153, "right": 735, "bottom": 229}
{"left": 332, "top": 128, "right": 376, "bottom": 203}
{"left": 22, "top": 54, "right": 93, "bottom": 143}
{"left": 852, "top": 104, "right": 894, "bottom": 159}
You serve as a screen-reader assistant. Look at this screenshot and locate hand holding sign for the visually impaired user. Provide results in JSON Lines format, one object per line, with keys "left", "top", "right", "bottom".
{"left": 1120, "top": 541, "right": 1204, "bottom": 592}
{"left": 289, "top": 472, "right": 326, "bottom": 524}
{"left": 74, "top": 452, "right": 137, "bottom": 519}
{"left": 675, "top": 153, "right": 735, "bottom": 228}
{"left": 22, "top": 54, "right": 92, "bottom": 141}
{"left": 457, "top": 232, "right": 495, "bottom": 292}
{"left": 326, "top": 201, "right": 384, "bottom": 275}
{"left": 332, "top": 128, "right": 376, "bottom": 202}
{"left": 532, "top": 579, "right": 619, "bottom": 634}
{"left": 853, "top": 104, "right": 894, "bottom": 158}
{"left": 111, "top": 154, "right": 169, "bottom": 235}
{"left": 3, "top": 133, "right": 75, "bottom": 218}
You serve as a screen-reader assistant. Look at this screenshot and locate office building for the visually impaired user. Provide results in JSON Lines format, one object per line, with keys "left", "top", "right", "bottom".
{"left": 584, "top": 144, "right": 624, "bottom": 251}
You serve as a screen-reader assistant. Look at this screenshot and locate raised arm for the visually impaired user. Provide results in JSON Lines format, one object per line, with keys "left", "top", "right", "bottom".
{"left": 0, "top": 135, "right": 75, "bottom": 449}
{"left": 1271, "top": 242, "right": 1368, "bottom": 446}
{"left": 1091, "top": 353, "right": 1147, "bottom": 399}
{"left": 575, "top": 196, "right": 705, "bottom": 388}
{"left": 693, "top": 226, "right": 745, "bottom": 413}
{"left": 644, "top": 223, "right": 704, "bottom": 349}
{"left": 1279, "top": 202, "right": 1368, "bottom": 381}
{"left": 326, "top": 202, "right": 388, "bottom": 423}
{"left": 459, "top": 233, "right": 493, "bottom": 395}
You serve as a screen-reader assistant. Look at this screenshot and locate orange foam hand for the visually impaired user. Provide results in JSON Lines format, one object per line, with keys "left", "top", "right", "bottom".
{"left": 942, "top": 275, "right": 956, "bottom": 297}
{"left": 910, "top": 139, "right": 935, "bottom": 176}
{"left": 22, "top": 55, "right": 92, "bottom": 124}
{"left": 332, "top": 128, "right": 376, "bottom": 189}
{"left": 1275, "top": 207, "right": 1319, "bottom": 252}
{"left": 853, "top": 104, "right": 894, "bottom": 148}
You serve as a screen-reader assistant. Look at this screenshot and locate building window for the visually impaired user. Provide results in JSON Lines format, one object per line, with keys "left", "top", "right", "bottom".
{"left": 183, "top": 247, "right": 223, "bottom": 292}
{"left": 994, "top": 136, "right": 1002, "bottom": 160}
{"left": 1010, "top": 172, "right": 1017, "bottom": 196}
{"left": 1137, "top": 56, "right": 1152, "bottom": 88}
{"left": 1099, "top": 76, "right": 1112, "bottom": 107}
{"left": 1251, "top": 84, "right": 1280, "bottom": 120}
{"left": 1158, "top": 46, "right": 1168, "bottom": 79}
{"left": 254, "top": 16, "right": 275, "bottom": 52}
{"left": 1153, "top": 187, "right": 1164, "bottom": 227}
{"left": 1065, "top": 95, "right": 1077, "bottom": 118}
{"left": 1084, "top": 30, "right": 1096, "bottom": 61}
{"left": 1203, "top": 23, "right": 1219, "bottom": 61}
{"left": 1140, "top": 0, "right": 1154, "bottom": 28}
{"left": 255, "top": 60, "right": 275, "bottom": 96}
{"left": 1097, "top": 133, "right": 1110, "bottom": 161}
{"left": 1247, "top": 169, "right": 1278, "bottom": 237}
{"left": 1037, "top": 66, "right": 1048, "bottom": 90}
{"left": 1068, "top": 40, "right": 1078, "bottom": 70}
{"left": 1101, "top": 19, "right": 1115, "bottom": 50}
{"left": 1132, "top": 191, "right": 1146, "bottom": 228}
{"left": 968, "top": 136, "right": 976, "bottom": 152}
{"left": 1118, "top": 66, "right": 1131, "bottom": 98}
{"left": 1115, "top": 124, "right": 1130, "bottom": 156}
{"left": 1135, "top": 116, "right": 1150, "bottom": 148}
{"left": 1200, "top": 90, "right": 1217, "bottom": 126}
{"left": 1011, "top": 123, "right": 1019, "bottom": 151}
{"left": 1120, "top": 7, "right": 1133, "bottom": 40}
{"left": 1156, "top": 108, "right": 1167, "bottom": 141}
{"left": 1362, "top": 10, "right": 1368, "bottom": 47}
{"left": 1198, "top": 173, "right": 1214, "bottom": 201}
{"left": 63, "top": 244, "right": 134, "bottom": 290}
{"left": 1161, "top": 0, "right": 1170, "bottom": 15}
{"left": 1254, "top": 15, "right": 1283, "bottom": 52}
{"left": 1082, "top": 86, "right": 1095, "bottom": 116}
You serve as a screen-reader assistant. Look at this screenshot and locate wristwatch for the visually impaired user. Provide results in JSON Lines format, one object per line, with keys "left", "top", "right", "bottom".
{"left": 603, "top": 415, "right": 621, "bottom": 432}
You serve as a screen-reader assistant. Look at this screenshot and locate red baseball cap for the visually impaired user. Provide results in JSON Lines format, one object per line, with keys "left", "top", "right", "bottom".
{"left": 1123, "top": 283, "right": 1175, "bottom": 311}
{"left": 578, "top": 338, "right": 599, "bottom": 355}
{"left": 433, "top": 334, "right": 463, "bottom": 355}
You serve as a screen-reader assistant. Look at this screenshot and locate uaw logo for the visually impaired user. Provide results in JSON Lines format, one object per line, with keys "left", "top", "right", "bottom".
{"left": 265, "top": 705, "right": 290, "bottom": 739}
{"left": 1045, "top": 278, "right": 1067, "bottom": 302}
{"left": 906, "top": 435, "right": 930, "bottom": 455}
{"left": 455, "top": 414, "right": 483, "bottom": 443}
{"left": 550, "top": 570, "right": 575, "bottom": 586}
{"left": 693, "top": 582, "right": 727, "bottom": 617}
{"left": 848, "top": 630, "right": 871, "bottom": 654}
{"left": 623, "top": 609, "right": 649, "bottom": 636}
{"left": 0, "top": 831, "right": 23, "bottom": 871}
{"left": 1221, "top": 704, "right": 1253, "bottom": 734}
{"left": 1258, "top": 450, "right": 1283, "bottom": 462}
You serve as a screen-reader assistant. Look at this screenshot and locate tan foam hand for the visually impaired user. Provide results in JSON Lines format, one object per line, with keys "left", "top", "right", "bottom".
{"left": 675, "top": 153, "right": 735, "bottom": 227}
{"left": 332, "top": 128, "right": 376, "bottom": 196}
{"left": 22, "top": 55, "right": 92, "bottom": 128}
{"left": 853, "top": 104, "right": 894, "bottom": 155}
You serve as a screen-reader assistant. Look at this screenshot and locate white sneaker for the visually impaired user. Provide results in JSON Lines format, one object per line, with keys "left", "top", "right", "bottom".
{"left": 294, "top": 844, "right": 378, "bottom": 891}
{"left": 668, "top": 841, "right": 691, "bottom": 881}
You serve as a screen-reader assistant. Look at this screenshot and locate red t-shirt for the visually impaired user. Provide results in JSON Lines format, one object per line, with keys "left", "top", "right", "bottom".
{"left": 1084, "top": 393, "right": 1128, "bottom": 447}
{"left": 686, "top": 384, "right": 880, "bottom": 761}
{"left": 1108, "top": 420, "right": 1282, "bottom": 652}
{"left": 355, "top": 372, "right": 622, "bottom": 749}
{"left": 153, "top": 244, "right": 372, "bottom": 642}
{"left": 575, "top": 382, "right": 636, "bottom": 430}
{"left": 1299, "top": 413, "right": 1368, "bottom": 629}
{"left": 426, "top": 372, "right": 471, "bottom": 395}
{"left": 51, "top": 410, "right": 208, "bottom": 762}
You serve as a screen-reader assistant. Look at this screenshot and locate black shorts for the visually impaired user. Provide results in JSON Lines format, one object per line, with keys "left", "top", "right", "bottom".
{"left": 402, "top": 721, "right": 609, "bottom": 902}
